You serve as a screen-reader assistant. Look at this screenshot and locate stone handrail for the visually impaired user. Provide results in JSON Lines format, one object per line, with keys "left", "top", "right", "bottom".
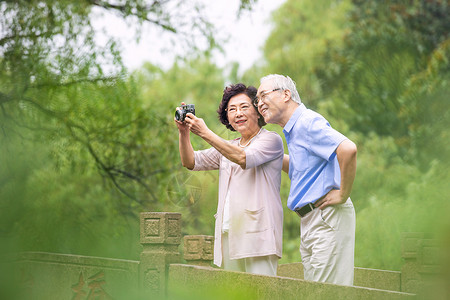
{"left": 6, "top": 212, "right": 444, "bottom": 299}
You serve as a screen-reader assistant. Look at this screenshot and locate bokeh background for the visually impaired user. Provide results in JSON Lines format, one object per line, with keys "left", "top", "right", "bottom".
{"left": 1, "top": 0, "right": 449, "bottom": 276}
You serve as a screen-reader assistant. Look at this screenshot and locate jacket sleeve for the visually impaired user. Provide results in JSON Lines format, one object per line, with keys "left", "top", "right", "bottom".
{"left": 244, "top": 131, "right": 284, "bottom": 169}
{"left": 192, "top": 147, "right": 222, "bottom": 171}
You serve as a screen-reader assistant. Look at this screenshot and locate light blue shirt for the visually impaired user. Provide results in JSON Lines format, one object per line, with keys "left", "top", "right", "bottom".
{"left": 283, "top": 104, "right": 347, "bottom": 211}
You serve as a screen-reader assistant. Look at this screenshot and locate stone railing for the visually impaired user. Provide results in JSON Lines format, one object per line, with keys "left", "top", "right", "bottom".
{"left": 5, "top": 211, "right": 444, "bottom": 299}
{"left": 277, "top": 263, "right": 403, "bottom": 292}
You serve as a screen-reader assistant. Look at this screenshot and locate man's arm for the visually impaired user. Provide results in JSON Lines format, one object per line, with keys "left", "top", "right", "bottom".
{"left": 316, "top": 139, "right": 357, "bottom": 209}
{"left": 335, "top": 139, "right": 357, "bottom": 201}
{"left": 282, "top": 154, "right": 289, "bottom": 174}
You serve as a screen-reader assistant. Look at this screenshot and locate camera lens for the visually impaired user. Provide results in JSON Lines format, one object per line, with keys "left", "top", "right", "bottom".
{"left": 175, "top": 109, "right": 184, "bottom": 122}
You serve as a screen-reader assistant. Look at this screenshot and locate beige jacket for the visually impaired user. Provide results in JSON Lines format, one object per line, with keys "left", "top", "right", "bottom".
{"left": 193, "top": 129, "right": 284, "bottom": 267}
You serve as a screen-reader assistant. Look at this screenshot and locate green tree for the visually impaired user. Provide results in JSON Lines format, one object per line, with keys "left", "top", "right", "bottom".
{"left": 0, "top": 0, "right": 258, "bottom": 257}
{"left": 0, "top": 0, "right": 219, "bottom": 201}
{"left": 318, "top": 1, "right": 449, "bottom": 152}
{"left": 255, "top": 0, "right": 352, "bottom": 105}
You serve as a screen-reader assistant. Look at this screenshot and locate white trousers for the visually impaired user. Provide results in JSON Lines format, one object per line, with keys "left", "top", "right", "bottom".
{"left": 300, "top": 199, "right": 355, "bottom": 286}
{"left": 222, "top": 233, "right": 278, "bottom": 276}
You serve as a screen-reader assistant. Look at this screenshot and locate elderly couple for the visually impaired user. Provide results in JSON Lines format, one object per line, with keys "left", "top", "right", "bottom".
{"left": 175, "top": 74, "right": 357, "bottom": 286}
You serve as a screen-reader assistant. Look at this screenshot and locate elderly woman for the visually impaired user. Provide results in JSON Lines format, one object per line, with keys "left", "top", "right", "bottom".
{"left": 175, "top": 83, "right": 284, "bottom": 276}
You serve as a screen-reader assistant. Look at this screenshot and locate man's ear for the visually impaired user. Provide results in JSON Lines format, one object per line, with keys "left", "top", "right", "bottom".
{"left": 283, "top": 89, "right": 292, "bottom": 103}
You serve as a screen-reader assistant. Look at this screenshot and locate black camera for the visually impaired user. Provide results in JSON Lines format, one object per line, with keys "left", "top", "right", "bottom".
{"left": 175, "top": 104, "right": 195, "bottom": 122}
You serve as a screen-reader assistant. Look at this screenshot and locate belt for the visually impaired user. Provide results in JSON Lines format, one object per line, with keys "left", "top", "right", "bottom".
{"left": 294, "top": 202, "right": 316, "bottom": 217}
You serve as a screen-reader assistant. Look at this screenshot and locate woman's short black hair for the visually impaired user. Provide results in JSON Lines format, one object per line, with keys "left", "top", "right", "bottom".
{"left": 217, "top": 83, "right": 266, "bottom": 131}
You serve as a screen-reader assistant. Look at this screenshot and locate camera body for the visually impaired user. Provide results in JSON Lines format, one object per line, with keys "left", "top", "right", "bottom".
{"left": 175, "top": 104, "right": 195, "bottom": 122}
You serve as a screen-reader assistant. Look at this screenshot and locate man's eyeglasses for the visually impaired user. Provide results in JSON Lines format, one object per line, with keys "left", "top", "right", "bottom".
{"left": 254, "top": 88, "right": 282, "bottom": 106}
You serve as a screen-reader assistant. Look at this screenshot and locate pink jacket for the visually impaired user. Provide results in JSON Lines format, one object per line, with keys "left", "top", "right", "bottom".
{"left": 193, "top": 129, "right": 284, "bottom": 267}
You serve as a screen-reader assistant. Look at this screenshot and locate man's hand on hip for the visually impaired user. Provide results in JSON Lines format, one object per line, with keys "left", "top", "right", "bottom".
{"left": 315, "top": 189, "right": 347, "bottom": 210}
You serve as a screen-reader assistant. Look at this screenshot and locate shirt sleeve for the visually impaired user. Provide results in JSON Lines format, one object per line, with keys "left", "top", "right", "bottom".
{"left": 245, "top": 131, "right": 284, "bottom": 169}
{"left": 307, "top": 116, "right": 347, "bottom": 161}
{"left": 193, "top": 147, "right": 222, "bottom": 171}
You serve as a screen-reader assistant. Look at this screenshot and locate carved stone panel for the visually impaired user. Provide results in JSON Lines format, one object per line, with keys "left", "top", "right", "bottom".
{"left": 401, "top": 232, "right": 424, "bottom": 259}
{"left": 418, "top": 239, "right": 439, "bottom": 274}
{"left": 184, "top": 235, "right": 214, "bottom": 261}
{"left": 140, "top": 212, "right": 181, "bottom": 245}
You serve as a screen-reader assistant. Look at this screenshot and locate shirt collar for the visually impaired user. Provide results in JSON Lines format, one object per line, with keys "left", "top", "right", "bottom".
{"left": 283, "top": 103, "right": 306, "bottom": 134}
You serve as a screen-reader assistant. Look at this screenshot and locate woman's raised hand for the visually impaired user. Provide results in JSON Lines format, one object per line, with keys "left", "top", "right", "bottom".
{"left": 184, "top": 113, "right": 209, "bottom": 138}
{"left": 174, "top": 102, "right": 190, "bottom": 134}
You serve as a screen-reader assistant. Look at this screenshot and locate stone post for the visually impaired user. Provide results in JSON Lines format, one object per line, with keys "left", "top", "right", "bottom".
{"left": 183, "top": 235, "right": 214, "bottom": 267}
{"left": 416, "top": 237, "right": 444, "bottom": 299}
{"left": 139, "top": 212, "right": 181, "bottom": 299}
{"left": 401, "top": 232, "right": 423, "bottom": 294}
{"left": 401, "top": 232, "right": 442, "bottom": 297}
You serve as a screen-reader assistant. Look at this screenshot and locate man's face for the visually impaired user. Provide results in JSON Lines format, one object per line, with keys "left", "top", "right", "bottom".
{"left": 256, "top": 80, "right": 283, "bottom": 124}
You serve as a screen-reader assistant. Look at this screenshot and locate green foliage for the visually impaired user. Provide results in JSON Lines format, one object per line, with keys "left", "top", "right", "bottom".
{"left": 355, "top": 156, "right": 450, "bottom": 270}
{"left": 261, "top": 0, "right": 352, "bottom": 105}
{"left": 399, "top": 40, "right": 450, "bottom": 167}
{"left": 0, "top": 0, "right": 228, "bottom": 259}
{"left": 132, "top": 56, "right": 231, "bottom": 236}
{"left": 317, "top": 0, "right": 450, "bottom": 147}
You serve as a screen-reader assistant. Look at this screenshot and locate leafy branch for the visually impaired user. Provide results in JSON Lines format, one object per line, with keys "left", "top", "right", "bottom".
{"left": 88, "top": 0, "right": 176, "bottom": 32}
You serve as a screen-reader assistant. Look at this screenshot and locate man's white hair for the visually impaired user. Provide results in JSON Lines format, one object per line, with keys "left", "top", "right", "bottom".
{"left": 260, "top": 74, "right": 301, "bottom": 104}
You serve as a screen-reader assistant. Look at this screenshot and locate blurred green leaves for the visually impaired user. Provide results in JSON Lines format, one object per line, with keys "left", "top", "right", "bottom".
{"left": 0, "top": 0, "right": 227, "bottom": 258}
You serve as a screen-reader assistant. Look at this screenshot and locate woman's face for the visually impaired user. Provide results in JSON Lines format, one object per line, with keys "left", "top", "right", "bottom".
{"left": 226, "top": 93, "right": 260, "bottom": 136}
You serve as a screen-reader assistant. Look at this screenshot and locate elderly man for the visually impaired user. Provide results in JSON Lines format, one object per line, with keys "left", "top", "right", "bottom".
{"left": 256, "top": 74, "right": 357, "bottom": 285}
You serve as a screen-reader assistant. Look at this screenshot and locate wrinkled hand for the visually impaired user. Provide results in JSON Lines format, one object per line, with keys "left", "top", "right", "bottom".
{"left": 184, "top": 114, "right": 209, "bottom": 137}
{"left": 314, "top": 189, "right": 347, "bottom": 210}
